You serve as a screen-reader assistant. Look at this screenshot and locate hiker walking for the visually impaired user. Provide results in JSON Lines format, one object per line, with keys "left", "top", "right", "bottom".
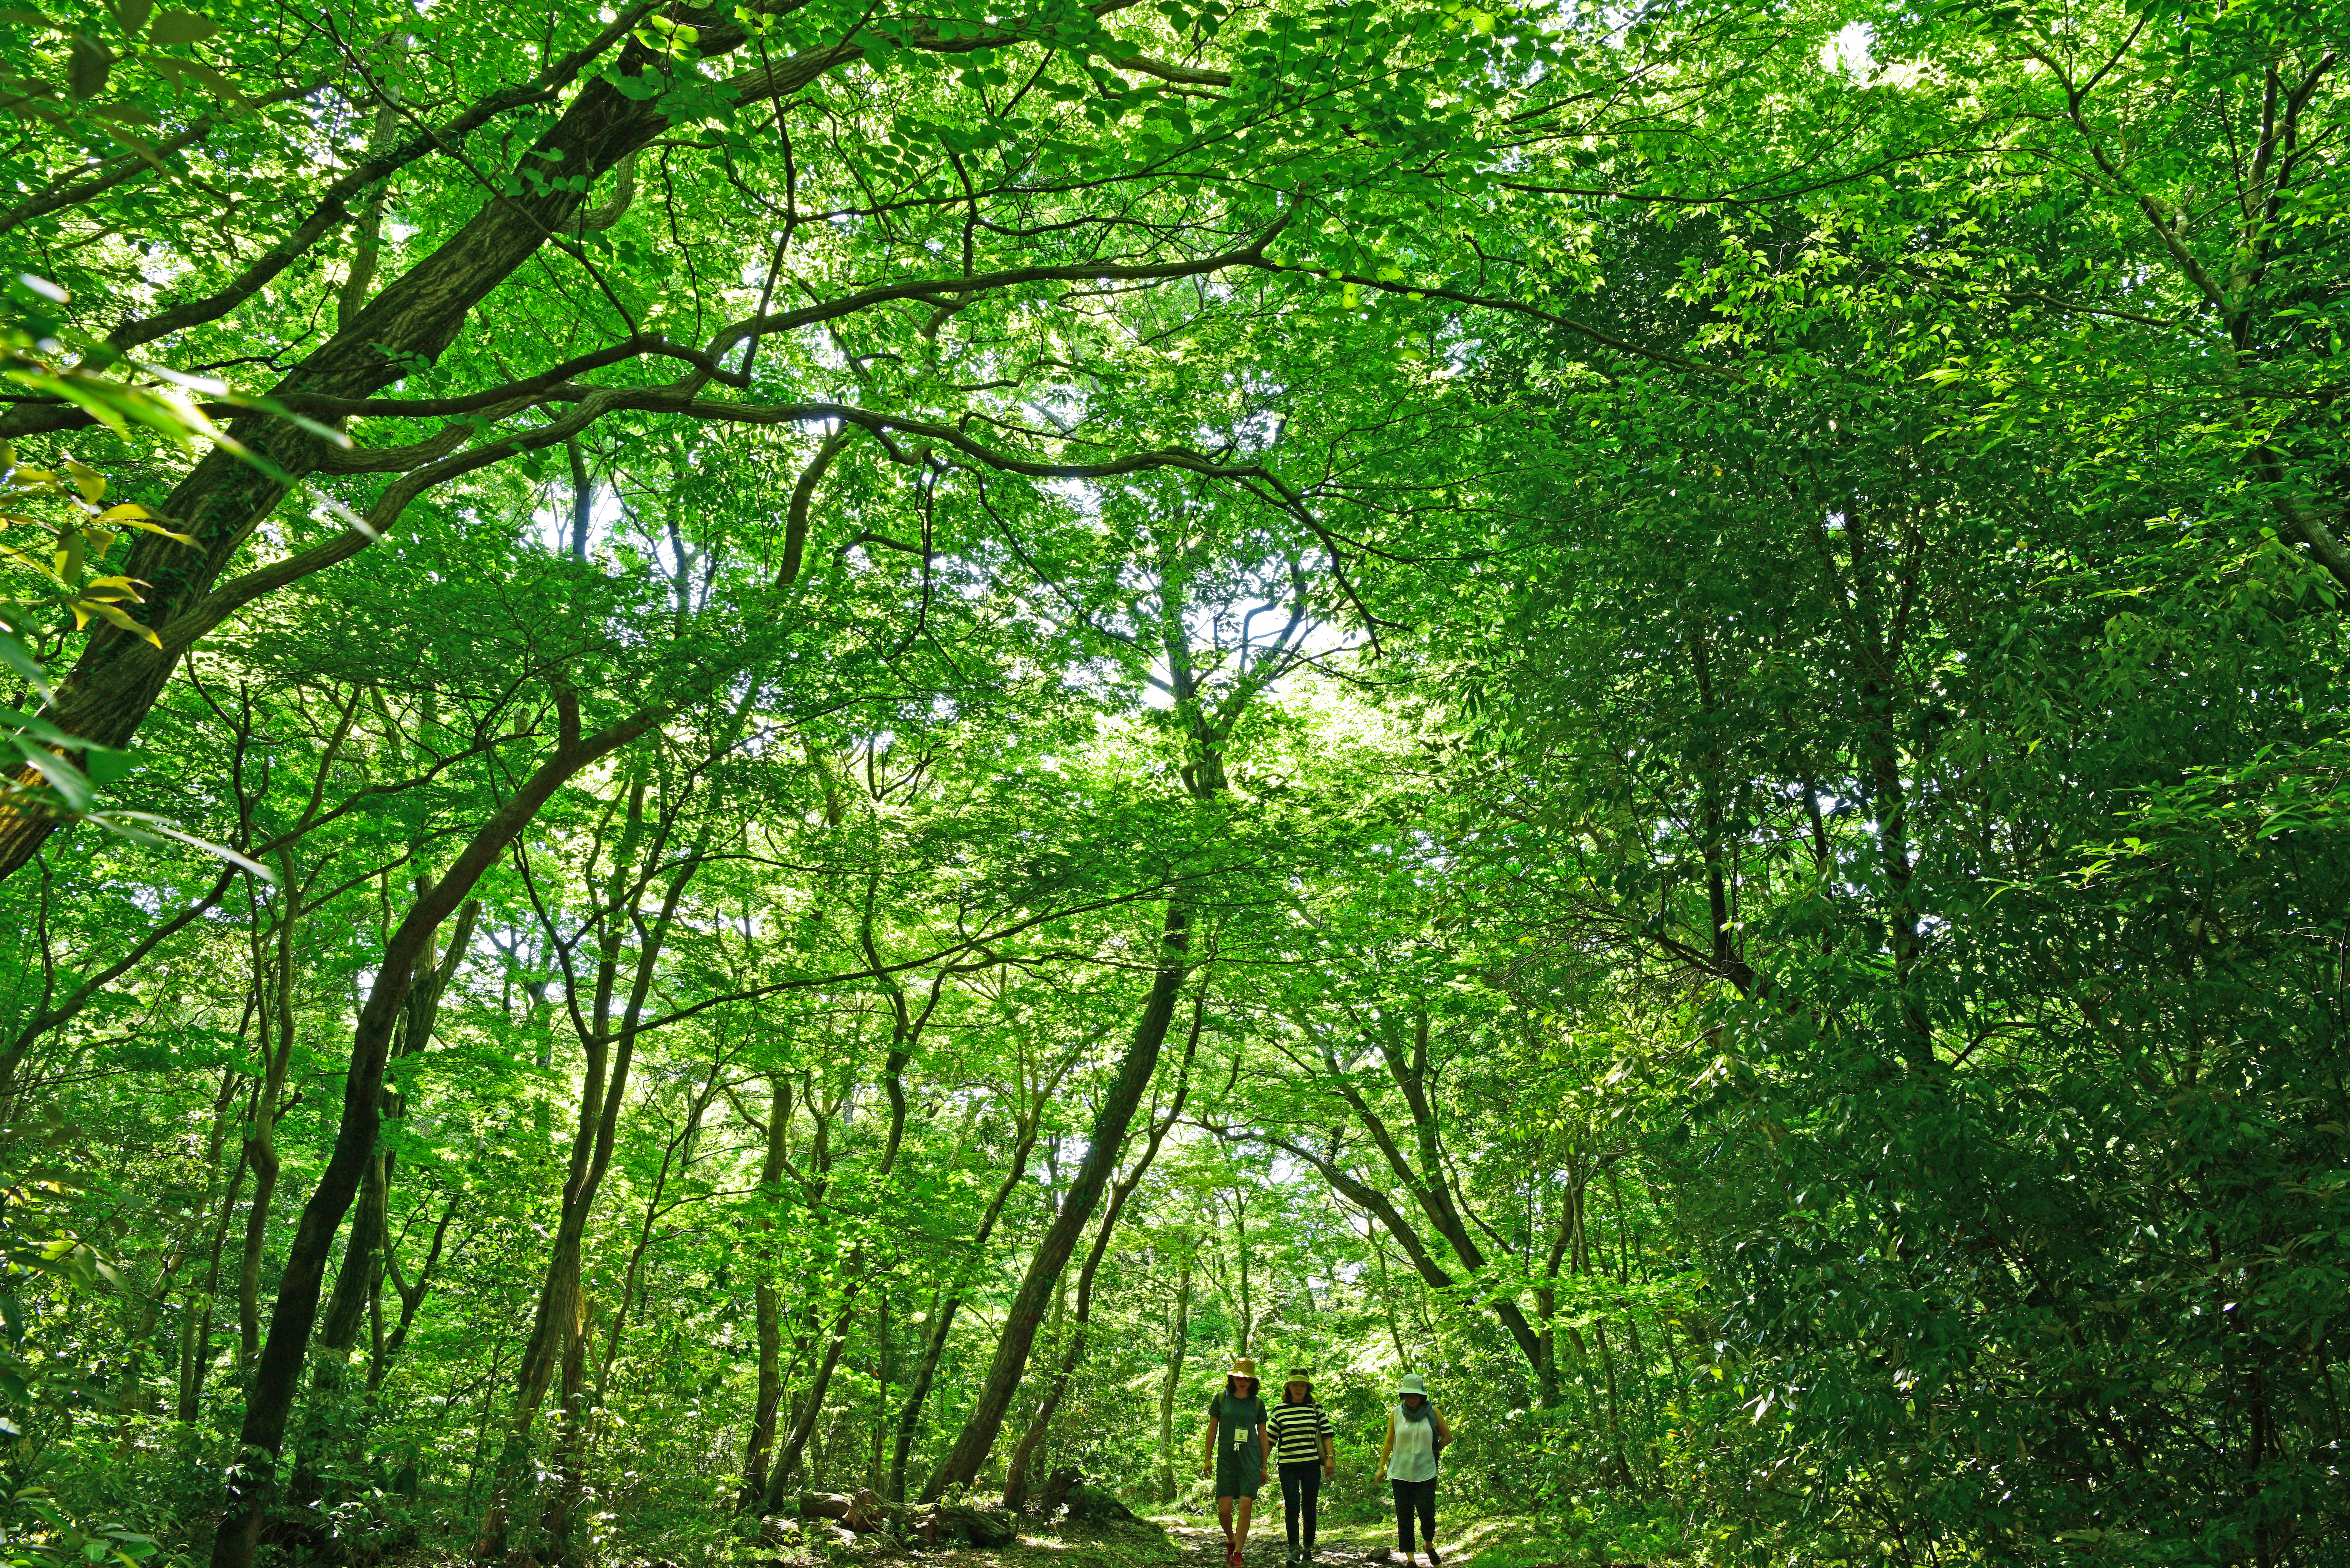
{"left": 1378, "top": 1374, "right": 1454, "bottom": 1566}
{"left": 1268, "top": 1368, "right": 1336, "bottom": 1565}
{"left": 1200, "top": 1356, "right": 1271, "bottom": 1568}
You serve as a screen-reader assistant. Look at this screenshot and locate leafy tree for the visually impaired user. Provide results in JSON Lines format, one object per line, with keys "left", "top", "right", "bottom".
{"left": 2, "top": 1, "right": 2345, "bottom": 1565}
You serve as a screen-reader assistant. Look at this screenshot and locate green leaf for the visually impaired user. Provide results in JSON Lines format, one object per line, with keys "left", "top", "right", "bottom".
{"left": 80, "top": 743, "right": 134, "bottom": 786}
{"left": 5, "top": 738, "right": 95, "bottom": 812}
{"left": 97, "top": 811, "right": 274, "bottom": 879}
{"left": 66, "top": 33, "right": 111, "bottom": 99}
{"left": 144, "top": 8, "right": 215, "bottom": 43}
{"left": 143, "top": 53, "right": 243, "bottom": 101}
{"left": 0, "top": 630, "right": 51, "bottom": 703}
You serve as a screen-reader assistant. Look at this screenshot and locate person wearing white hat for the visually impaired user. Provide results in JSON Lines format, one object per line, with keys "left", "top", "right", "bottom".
{"left": 1377, "top": 1374, "right": 1454, "bottom": 1566}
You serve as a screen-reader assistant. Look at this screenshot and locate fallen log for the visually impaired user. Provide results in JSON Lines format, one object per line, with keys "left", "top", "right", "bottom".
{"left": 906, "top": 1500, "right": 1018, "bottom": 1548}
{"left": 795, "top": 1490, "right": 888, "bottom": 1533}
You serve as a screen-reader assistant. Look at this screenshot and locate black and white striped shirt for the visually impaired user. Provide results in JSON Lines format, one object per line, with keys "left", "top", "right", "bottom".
{"left": 1268, "top": 1400, "right": 1332, "bottom": 1464}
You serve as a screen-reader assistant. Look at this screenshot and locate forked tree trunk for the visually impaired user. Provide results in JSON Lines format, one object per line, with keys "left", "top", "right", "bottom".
{"left": 474, "top": 796, "right": 709, "bottom": 1564}
{"left": 373, "top": 1189, "right": 460, "bottom": 1388}
{"left": 551, "top": 1077, "right": 714, "bottom": 1548}
{"left": 1004, "top": 987, "right": 1200, "bottom": 1511}
{"left": 208, "top": 702, "right": 667, "bottom": 1568}
{"left": 751, "top": 885, "right": 930, "bottom": 1509}
{"left": 920, "top": 902, "right": 1192, "bottom": 1501}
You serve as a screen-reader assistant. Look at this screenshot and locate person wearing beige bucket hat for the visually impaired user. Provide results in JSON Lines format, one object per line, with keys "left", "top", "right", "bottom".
{"left": 1377, "top": 1373, "right": 1455, "bottom": 1566}
{"left": 1200, "top": 1357, "right": 1272, "bottom": 1568}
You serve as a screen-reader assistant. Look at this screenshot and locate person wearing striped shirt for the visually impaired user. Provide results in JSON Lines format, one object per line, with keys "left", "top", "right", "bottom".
{"left": 1267, "top": 1370, "right": 1336, "bottom": 1566}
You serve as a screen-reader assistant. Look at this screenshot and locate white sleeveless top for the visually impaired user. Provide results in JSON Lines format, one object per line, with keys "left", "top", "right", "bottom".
{"left": 1386, "top": 1403, "right": 1439, "bottom": 1481}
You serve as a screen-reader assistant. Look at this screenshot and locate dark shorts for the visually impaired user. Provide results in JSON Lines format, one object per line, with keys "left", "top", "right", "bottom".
{"left": 1215, "top": 1448, "right": 1264, "bottom": 1498}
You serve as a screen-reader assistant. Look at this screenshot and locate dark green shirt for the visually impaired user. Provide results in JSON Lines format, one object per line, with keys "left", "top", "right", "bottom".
{"left": 1210, "top": 1392, "right": 1266, "bottom": 1462}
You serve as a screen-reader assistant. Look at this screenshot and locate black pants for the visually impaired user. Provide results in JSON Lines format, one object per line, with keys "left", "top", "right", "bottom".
{"left": 1391, "top": 1476, "right": 1437, "bottom": 1552}
{"left": 1279, "top": 1462, "right": 1322, "bottom": 1553}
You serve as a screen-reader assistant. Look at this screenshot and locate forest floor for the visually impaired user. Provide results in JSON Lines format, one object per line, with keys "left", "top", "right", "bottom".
{"left": 842, "top": 1514, "right": 1479, "bottom": 1568}
{"left": 1150, "top": 1513, "right": 1524, "bottom": 1568}
{"left": 1140, "top": 1515, "right": 1644, "bottom": 1568}
{"left": 873, "top": 1511, "right": 1561, "bottom": 1568}
{"left": 1139, "top": 1512, "right": 1632, "bottom": 1568}
{"left": 762, "top": 1504, "right": 1613, "bottom": 1568}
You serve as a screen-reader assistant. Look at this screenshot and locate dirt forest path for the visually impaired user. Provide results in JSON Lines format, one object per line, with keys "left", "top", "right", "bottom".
{"left": 1159, "top": 1518, "right": 1398, "bottom": 1568}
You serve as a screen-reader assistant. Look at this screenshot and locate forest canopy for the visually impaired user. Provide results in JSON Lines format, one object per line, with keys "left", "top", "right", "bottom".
{"left": 1, "top": 0, "right": 2345, "bottom": 1565}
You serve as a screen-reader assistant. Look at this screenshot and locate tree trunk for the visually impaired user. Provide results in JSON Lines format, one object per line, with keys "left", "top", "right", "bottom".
{"left": 884, "top": 1092, "right": 1051, "bottom": 1505}
{"left": 549, "top": 1077, "right": 714, "bottom": 1546}
{"left": 179, "top": 1139, "right": 247, "bottom": 1425}
{"left": 366, "top": 1268, "right": 384, "bottom": 1386}
{"left": 474, "top": 795, "right": 705, "bottom": 1564}
{"left": 236, "top": 882, "right": 299, "bottom": 1367}
{"left": 1284, "top": 1004, "right": 1560, "bottom": 1404}
{"left": 1004, "top": 990, "right": 1200, "bottom": 1511}
{"left": 1819, "top": 499, "right": 1931, "bottom": 1069}
{"left": 760, "top": 922, "right": 933, "bottom": 1508}
{"left": 540, "top": 1300, "right": 596, "bottom": 1568}
{"left": 232, "top": 1138, "right": 278, "bottom": 1370}
{"left": 319, "top": 898, "right": 478, "bottom": 1362}
{"left": 593, "top": 1071, "right": 715, "bottom": 1390}
{"left": 870, "top": 1291, "right": 890, "bottom": 1492}
{"left": 372, "top": 1188, "right": 459, "bottom": 1388}
{"left": 742, "top": 1076, "right": 793, "bottom": 1506}
{"left": 995, "top": 1213, "right": 1119, "bottom": 1510}
{"left": 920, "top": 902, "right": 1192, "bottom": 1501}
{"left": 116, "top": 1082, "right": 234, "bottom": 1450}
{"left": 887, "top": 1297, "right": 950, "bottom": 1508}
{"left": 1158, "top": 1247, "right": 1193, "bottom": 1504}
{"left": 0, "top": 24, "right": 865, "bottom": 882}
{"left": 1232, "top": 1190, "right": 1253, "bottom": 1356}
{"left": 1366, "top": 1228, "right": 1411, "bottom": 1366}
{"left": 1595, "top": 1320, "right": 1632, "bottom": 1488}
{"left": 1687, "top": 635, "right": 1757, "bottom": 995}
{"left": 764, "top": 1330, "right": 849, "bottom": 1508}
{"left": 314, "top": 1150, "right": 388, "bottom": 1368}
{"left": 207, "top": 702, "right": 668, "bottom": 1568}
